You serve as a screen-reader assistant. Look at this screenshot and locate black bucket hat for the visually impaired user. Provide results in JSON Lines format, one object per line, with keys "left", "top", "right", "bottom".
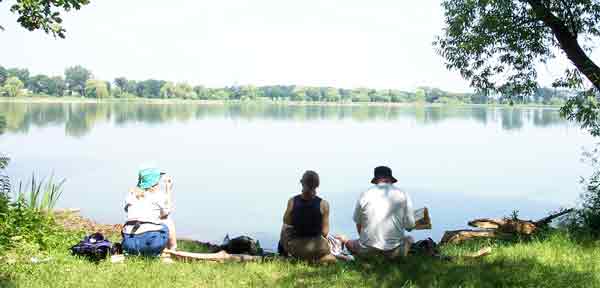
{"left": 371, "top": 166, "right": 398, "bottom": 184}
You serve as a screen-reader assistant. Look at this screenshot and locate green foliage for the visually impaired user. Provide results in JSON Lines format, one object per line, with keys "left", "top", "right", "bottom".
{"left": 111, "top": 86, "right": 122, "bottom": 98}
{"left": 436, "top": 0, "right": 600, "bottom": 137}
{"left": 306, "top": 87, "right": 321, "bottom": 102}
{"left": 84, "top": 80, "right": 109, "bottom": 99}
{"left": 2, "top": 65, "right": 583, "bottom": 105}
{"left": 415, "top": 88, "right": 426, "bottom": 104}
{"left": 436, "top": 0, "right": 600, "bottom": 94}
{"left": 238, "top": 85, "right": 259, "bottom": 101}
{"left": 27, "top": 74, "right": 51, "bottom": 95}
{"left": 136, "top": 79, "right": 165, "bottom": 98}
{"left": 209, "top": 89, "right": 230, "bottom": 100}
{"left": 175, "top": 82, "right": 193, "bottom": 99}
{"left": 2, "top": 76, "right": 25, "bottom": 97}
{"left": 561, "top": 91, "right": 600, "bottom": 136}
{"left": 0, "top": 153, "right": 8, "bottom": 169}
{"left": 120, "top": 92, "right": 138, "bottom": 99}
{"left": 114, "top": 77, "right": 128, "bottom": 92}
{"left": 291, "top": 86, "right": 307, "bottom": 101}
{"left": 48, "top": 76, "right": 66, "bottom": 96}
{"left": 65, "top": 66, "right": 92, "bottom": 96}
{"left": 0, "top": 193, "right": 69, "bottom": 253}
{"left": 193, "top": 85, "right": 209, "bottom": 100}
{"left": 563, "top": 145, "right": 600, "bottom": 235}
{"left": 0, "top": 66, "right": 7, "bottom": 86}
{"left": 0, "top": 115, "right": 5, "bottom": 136}
{"left": 15, "top": 173, "right": 66, "bottom": 211}
{"left": 351, "top": 88, "right": 370, "bottom": 102}
{"left": 4, "top": 0, "right": 91, "bottom": 38}
{"left": 160, "top": 82, "right": 176, "bottom": 99}
{"left": 324, "top": 87, "right": 340, "bottom": 102}
{"left": 7, "top": 68, "right": 29, "bottom": 84}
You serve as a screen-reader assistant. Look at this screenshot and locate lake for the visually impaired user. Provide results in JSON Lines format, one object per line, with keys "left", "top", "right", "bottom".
{"left": 0, "top": 101, "right": 594, "bottom": 250}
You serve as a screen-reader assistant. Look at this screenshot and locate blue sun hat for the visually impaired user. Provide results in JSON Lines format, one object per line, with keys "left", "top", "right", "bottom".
{"left": 137, "top": 167, "right": 164, "bottom": 189}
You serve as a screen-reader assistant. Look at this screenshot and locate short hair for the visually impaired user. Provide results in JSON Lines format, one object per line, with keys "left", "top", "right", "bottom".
{"left": 301, "top": 170, "right": 320, "bottom": 190}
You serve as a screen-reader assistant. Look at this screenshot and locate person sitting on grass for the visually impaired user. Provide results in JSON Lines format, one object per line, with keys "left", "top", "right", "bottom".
{"left": 121, "top": 167, "right": 177, "bottom": 257}
{"left": 278, "top": 170, "right": 337, "bottom": 263}
{"left": 338, "top": 166, "right": 415, "bottom": 259}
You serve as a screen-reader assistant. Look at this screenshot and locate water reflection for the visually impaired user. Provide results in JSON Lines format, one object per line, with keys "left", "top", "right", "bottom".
{"left": 0, "top": 102, "right": 566, "bottom": 137}
{"left": 0, "top": 101, "right": 587, "bottom": 248}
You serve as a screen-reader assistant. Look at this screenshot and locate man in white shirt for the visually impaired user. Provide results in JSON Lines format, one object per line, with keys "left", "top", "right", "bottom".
{"left": 340, "top": 166, "right": 415, "bottom": 259}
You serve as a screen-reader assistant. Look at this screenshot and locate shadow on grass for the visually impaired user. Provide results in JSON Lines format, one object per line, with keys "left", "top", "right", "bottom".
{"left": 275, "top": 255, "right": 597, "bottom": 287}
{"left": 0, "top": 277, "right": 16, "bottom": 288}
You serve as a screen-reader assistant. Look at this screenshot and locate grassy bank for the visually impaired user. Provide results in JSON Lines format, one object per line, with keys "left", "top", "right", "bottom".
{"left": 1, "top": 224, "right": 599, "bottom": 287}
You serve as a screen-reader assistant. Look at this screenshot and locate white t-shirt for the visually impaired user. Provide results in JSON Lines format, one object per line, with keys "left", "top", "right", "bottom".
{"left": 353, "top": 183, "right": 415, "bottom": 250}
{"left": 124, "top": 190, "right": 170, "bottom": 224}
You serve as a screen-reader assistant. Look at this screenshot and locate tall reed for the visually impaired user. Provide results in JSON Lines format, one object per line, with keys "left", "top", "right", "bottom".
{"left": 16, "top": 173, "right": 66, "bottom": 211}
{"left": 0, "top": 153, "right": 9, "bottom": 170}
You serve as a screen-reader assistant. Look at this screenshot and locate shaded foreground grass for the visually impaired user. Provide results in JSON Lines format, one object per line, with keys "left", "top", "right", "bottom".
{"left": 2, "top": 232, "right": 600, "bottom": 287}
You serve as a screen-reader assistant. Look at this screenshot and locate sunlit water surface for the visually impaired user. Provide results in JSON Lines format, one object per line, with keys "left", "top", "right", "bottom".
{"left": 0, "top": 102, "right": 594, "bottom": 249}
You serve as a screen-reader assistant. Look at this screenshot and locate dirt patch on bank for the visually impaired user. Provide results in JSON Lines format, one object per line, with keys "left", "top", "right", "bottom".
{"left": 54, "top": 212, "right": 122, "bottom": 237}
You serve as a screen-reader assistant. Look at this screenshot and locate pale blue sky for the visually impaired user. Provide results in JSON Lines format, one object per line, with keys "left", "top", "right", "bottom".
{"left": 0, "top": 0, "right": 587, "bottom": 91}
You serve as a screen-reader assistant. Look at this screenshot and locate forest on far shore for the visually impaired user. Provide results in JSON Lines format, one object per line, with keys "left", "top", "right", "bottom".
{"left": 0, "top": 65, "right": 576, "bottom": 105}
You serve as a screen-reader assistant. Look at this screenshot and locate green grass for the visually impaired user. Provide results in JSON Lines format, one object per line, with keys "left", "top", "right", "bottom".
{"left": 1, "top": 231, "right": 600, "bottom": 287}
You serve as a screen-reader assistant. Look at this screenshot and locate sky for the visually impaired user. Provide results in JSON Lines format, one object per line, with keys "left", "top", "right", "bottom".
{"left": 0, "top": 0, "right": 586, "bottom": 92}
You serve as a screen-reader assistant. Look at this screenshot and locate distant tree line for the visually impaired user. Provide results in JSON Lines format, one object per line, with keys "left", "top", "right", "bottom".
{"left": 0, "top": 65, "right": 576, "bottom": 105}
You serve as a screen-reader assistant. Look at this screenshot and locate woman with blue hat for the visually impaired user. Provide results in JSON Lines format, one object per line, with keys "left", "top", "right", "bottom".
{"left": 121, "top": 167, "right": 177, "bottom": 257}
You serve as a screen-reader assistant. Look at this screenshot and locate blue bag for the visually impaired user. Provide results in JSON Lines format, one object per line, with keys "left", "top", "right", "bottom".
{"left": 70, "top": 233, "right": 119, "bottom": 261}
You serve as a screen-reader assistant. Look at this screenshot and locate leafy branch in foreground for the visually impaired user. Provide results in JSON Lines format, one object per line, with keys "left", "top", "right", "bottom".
{"left": 436, "top": 0, "right": 600, "bottom": 94}
{"left": 1, "top": 0, "right": 90, "bottom": 38}
{"left": 436, "top": 0, "right": 600, "bottom": 134}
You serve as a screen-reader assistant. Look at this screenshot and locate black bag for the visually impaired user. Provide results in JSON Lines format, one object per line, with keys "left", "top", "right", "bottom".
{"left": 220, "top": 235, "right": 263, "bottom": 256}
{"left": 70, "top": 233, "right": 119, "bottom": 261}
{"left": 409, "top": 237, "right": 439, "bottom": 256}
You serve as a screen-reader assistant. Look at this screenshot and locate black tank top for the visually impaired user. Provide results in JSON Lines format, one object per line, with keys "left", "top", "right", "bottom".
{"left": 291, "top": 195, "right": 323, "bottom": 237}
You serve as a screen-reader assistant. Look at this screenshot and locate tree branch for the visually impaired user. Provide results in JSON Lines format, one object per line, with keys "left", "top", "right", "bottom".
{"left": 559, "top": 0, "right": 578, "bottom": 35}
{"left": 526, "top": 0, "right": 600, "bottom": 90}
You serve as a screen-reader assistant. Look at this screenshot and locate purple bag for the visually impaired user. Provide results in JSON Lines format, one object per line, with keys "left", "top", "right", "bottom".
{"left": 70, "top": 233, "right": 119, "bottom": 261}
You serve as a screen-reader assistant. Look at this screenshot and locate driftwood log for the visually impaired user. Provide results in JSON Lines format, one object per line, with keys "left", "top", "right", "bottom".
{"left": 440, "top": 209, "right": 574, "bottom": 245}
{"left": 166, "top": 250, "right": 261, "bottom": 263}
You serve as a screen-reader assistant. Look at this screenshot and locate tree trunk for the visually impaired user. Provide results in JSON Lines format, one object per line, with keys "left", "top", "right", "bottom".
{"left": 526, "top": 0, "right": 600, "bottom": 90}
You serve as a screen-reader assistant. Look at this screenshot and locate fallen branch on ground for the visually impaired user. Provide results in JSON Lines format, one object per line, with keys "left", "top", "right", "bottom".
{"left": 166, "top": 250, "right": 262, "bottom": 263}
{"left": 441, "top": 208, "right": 575, "bottom": 244}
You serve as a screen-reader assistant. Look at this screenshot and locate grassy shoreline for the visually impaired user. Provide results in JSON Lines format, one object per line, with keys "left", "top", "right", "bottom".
{"left": 2, "top": 229, "right": 599, "bottom": 287}
{"left": 1, "top": 212, "right": 599, "bottom": 287}
{"left": 0, "top": 96, "right": 563, "bottom": 109}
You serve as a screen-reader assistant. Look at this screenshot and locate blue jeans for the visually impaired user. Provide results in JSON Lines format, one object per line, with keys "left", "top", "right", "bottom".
{"left": 122, "top": 224, "right": 169, "bottom": 257}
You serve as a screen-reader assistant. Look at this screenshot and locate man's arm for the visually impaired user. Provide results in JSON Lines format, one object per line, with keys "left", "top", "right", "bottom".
{"left": 352, "top": 199, "right": 363, "bottom": 235}
{"left": 403, "top": 193, "right": 416, "bottom": 230}
{"left": 320, "top": 200, "right": 330, "bottom": 237}
{"left": 283, "top": 198, "right": 294, "bottom": 225}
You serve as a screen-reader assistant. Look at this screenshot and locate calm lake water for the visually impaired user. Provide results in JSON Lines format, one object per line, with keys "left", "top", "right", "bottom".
{"left": 0, "top": 102, "right": 594, "bottom": 249}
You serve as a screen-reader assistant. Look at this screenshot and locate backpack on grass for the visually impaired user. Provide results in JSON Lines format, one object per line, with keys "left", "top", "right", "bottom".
{"left": 70, "top": 233, "right": 120, "bottom": 261}
{"left": 220, "top": 235, "right": 264, "bottom": 256}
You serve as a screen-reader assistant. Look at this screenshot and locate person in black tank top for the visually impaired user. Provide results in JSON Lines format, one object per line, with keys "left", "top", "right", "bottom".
{"left": 278, "top": 171, "right": 336, "bottom": 262}
{"left": 291, "top": 194, "right": 323, "bottom": 237}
